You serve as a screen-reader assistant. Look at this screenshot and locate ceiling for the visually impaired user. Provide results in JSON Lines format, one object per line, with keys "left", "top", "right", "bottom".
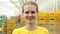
{"left": 0, "top": 0, "right": 59, "bottom": 18}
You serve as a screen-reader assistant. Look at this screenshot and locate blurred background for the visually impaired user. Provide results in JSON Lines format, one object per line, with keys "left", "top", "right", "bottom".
{"left": 0, "top": 0, "right": 60, "bottom": 34}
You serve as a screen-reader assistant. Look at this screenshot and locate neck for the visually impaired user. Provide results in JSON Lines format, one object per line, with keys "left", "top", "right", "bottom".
{"left": 25, "top": 22, "right": 37, "bottom": 31}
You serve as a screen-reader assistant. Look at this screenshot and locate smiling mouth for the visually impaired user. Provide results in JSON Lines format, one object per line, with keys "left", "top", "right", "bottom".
{"left": 27, "top": 17, "right": 34, "bottom": 21}
{"left": 27, "top": 18, "right": 33, "bottom": 21}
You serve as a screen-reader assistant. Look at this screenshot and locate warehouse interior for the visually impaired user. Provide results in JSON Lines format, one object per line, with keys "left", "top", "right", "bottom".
{"left": 0, "top": 0, "right": 60, "bottom": 34}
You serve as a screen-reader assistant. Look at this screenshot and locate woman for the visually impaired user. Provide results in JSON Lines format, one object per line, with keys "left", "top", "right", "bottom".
{"left": 12, "top": 1, "right": 49, "bottom": 34}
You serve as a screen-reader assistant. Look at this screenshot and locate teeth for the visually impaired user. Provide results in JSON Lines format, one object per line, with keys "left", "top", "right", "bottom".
{"left": 28, "top": 18, "right": 32, "bottom": 19}
{"left": 29, "top": 17, "right": 32, "bottom": 18}
{"left": 27, "top": 16, "right": 34, "bottom": 19}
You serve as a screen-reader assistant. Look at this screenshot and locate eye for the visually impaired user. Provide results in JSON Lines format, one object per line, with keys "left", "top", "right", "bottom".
{"left": 31, "top": 11, "right": 35, "bottom": 14}
{"left": 25, "top": 11, "right": 29, "bottom": 14}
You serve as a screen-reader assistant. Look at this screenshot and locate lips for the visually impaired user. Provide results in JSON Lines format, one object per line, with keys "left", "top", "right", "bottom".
{"left": 27, "top": 16, "right": 34, "bottom": 21}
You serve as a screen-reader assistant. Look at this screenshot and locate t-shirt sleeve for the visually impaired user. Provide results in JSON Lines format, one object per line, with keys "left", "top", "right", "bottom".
{"left": 12, "top": 29, "right": 19, "bottom": 34}
{"left": 44, "top": 28, "right": 49, "bottom": 34}
{"left": 41, "top": 27, "right": 49, "bottom": 34}
{"left": 45, "top": 30, "right": 49, "bottom": 34}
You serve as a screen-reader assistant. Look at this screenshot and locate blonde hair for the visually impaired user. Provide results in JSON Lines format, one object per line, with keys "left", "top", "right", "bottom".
{"left": 22, "top": 1, "right": 38, "bottom": 13}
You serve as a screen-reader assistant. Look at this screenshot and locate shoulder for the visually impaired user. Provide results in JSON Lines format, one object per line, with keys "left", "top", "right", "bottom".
{"left": 37, "top": 26, "right": 48, "bottom": 32}
{"left": 12, "top": 27, "right": 25, "bottom": 34}
{"left": 14, "top": 27, "right": 25, "bottom": 31}
{"left": 37, "top": 26, "right": 49, "bottom": 34}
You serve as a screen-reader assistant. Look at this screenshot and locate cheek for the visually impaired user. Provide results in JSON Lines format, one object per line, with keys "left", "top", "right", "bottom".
{"left": 23, "top": 13, "right": 27, "bottom": 18}
{"left": 33, "top": 13, "right": 37, "bottom": 17}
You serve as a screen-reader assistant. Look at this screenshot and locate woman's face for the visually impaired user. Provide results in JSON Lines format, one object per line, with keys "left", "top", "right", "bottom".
{"left": 23, "top": 5, "right": 37, "bottom": 23}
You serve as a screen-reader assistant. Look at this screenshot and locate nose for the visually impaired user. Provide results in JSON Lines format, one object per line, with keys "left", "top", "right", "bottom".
{"left": 28, "top": 13, "right": 32, "bottom": 16}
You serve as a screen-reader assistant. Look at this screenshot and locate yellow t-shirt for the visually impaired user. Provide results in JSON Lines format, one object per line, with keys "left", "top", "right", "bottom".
{"left": 12, "top": 26, "right": 49, "bottom": 34}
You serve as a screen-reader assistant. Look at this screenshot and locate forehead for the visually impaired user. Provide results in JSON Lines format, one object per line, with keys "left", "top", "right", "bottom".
{"left": 24, "top": 5, "right": 36, "bottom": 11}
